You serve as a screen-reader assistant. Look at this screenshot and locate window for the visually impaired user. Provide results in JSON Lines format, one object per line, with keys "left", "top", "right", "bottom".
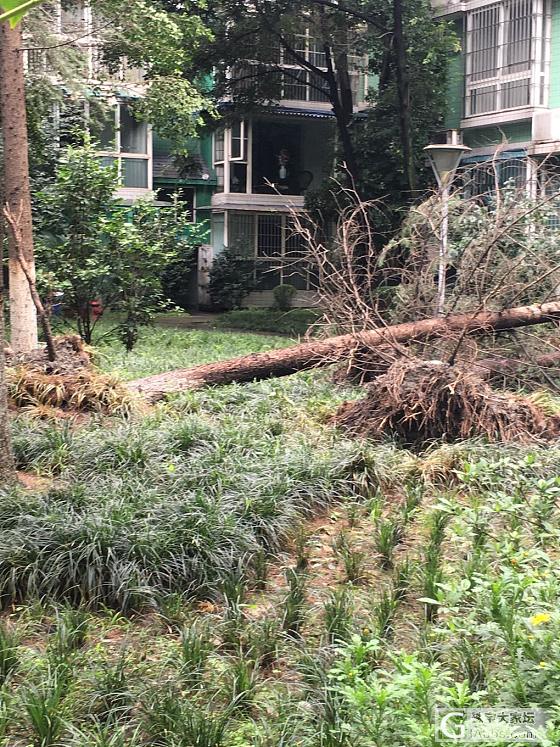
{"left": 230, "top": 28, "right": 366, "bottom": 105}
{"left": 465, "top": 0, "right": 546, "bottom": 116}
{"left": 96, "top": 103, "right": 150, "bottom": 189}
{"left": 462, "top": 157, "right": 528, "bottom": 197}
{"left": 280, "top": 29, "right": 365, "bottom": 104}
{"left": 213, "top": 123, "right": 248, "bottom": 193}
{"left": 227, "top": 212, "right": 314, "bottom": 291}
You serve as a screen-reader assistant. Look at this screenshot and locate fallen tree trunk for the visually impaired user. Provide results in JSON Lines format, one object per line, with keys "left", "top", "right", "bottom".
{"left": 472, "top": 350, "right": 560, "bottom": 380}
{"left": 129, "top": 301, "right": 560, "bottom": 398}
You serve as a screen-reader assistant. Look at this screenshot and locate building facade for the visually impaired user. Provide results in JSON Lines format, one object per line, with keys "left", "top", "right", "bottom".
{"left": 205, "top": 36, "right": 368, "bottom": 308}
{"left": 434, "top": 0, "right": 560, "bottom": 191}
{"left": 25, "top": 4, "right": 369, "bottom": 308}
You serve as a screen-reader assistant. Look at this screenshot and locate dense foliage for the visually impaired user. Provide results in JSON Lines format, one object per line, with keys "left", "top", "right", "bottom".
{"left": 33, "top": 140, "right": 200, "bottom": 348}
{"left": 208, "top": 246, "right": 257, "bottom": 311}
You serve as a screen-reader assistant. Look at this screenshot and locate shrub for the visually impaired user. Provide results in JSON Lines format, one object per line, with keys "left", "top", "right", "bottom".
{"left": 208, "top": 245, "right": 256, "bottom": 310}
{"left": 34, "top": 138, "right": 198, "bottom": 349}
{"left": 272, "top": 284, "right": 296, "bottom": 311}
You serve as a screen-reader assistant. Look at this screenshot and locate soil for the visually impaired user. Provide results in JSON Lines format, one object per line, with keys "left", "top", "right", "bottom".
{"left": 5, "top": 334, "right": 90, "bottom": 375}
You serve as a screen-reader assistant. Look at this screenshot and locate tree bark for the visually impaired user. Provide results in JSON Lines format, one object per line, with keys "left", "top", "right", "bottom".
{"left": 0, "top": 199, "right": 15, "bottom": 486}
{"left": 3, "top": 206, "right": 56, "bottom": 361}
{"left": 472, "top": 350, "right": 560, "bottom": 380}
{"left": 0, "top": 21, "right": 38, "bottom": 353}
{"left": 392, "top": 0, "right": 416, "bottom": 192}
{"left": 128, "top": 301, "right": 560, "bottom": 398}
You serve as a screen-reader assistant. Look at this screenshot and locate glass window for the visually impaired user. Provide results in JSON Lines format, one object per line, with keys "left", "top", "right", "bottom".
{"left": 214, "top": 130, "right": 225, "bottom": 163}
{"left": 91, "top": 106, "right": 116, "bottom": 150}
{"left": 119, "top": 104, "right": 147, "bottom": 154}
{"left": 99, "top": 156, "right": 117, "bottom": 171}
{"left": 229, "top": 163, "right": 247, "bottom": 193}
{"left": 230, "top": 121, "right": 244, "bottom": 160}
{"left": 504, "top": 0, "right": 533, "bottom": 74}
{"left": 466, "top": 0, "right": 540, "bottom": 115}
{"left": 215, "top": 164, "right": 225, "bottom": 193}
{"left": 122, "top": 158, "right": 148, "bottom": 188}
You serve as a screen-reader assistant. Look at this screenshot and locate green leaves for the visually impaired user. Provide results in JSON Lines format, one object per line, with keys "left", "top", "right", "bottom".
{"left": 0, "top": 0, "right": 44, "bottom": 27}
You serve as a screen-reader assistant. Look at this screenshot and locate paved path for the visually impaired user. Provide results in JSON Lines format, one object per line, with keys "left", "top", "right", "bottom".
{"left": 154, "top": 313, "right": 219, "bottom": 329}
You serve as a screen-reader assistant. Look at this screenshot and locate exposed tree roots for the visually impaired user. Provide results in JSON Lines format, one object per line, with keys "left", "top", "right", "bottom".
{"left": 333, "top": 359, "right": 560, "bottom": 445}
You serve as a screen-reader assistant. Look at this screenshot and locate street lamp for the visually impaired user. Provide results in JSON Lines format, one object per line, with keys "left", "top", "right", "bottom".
{"left": 423, "top": 143, "right": 471, "bottom": 316}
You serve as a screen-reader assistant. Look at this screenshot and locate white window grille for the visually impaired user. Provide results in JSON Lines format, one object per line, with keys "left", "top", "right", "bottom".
{"left": 465, "top": 0, "right": 547, "bottom": 116}
{"left": 280, "top": 29, "right": 365, "bottom": 104}
{"left": 227, "top": 212, "right": 314, "bottom": 290}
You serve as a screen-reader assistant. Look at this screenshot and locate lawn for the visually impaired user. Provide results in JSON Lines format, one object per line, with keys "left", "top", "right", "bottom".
{"left": 2, "top": 326, "right": 560, "bottom": 745}
{"left": 215, "top": 308, "right": 321, "bottom": 337}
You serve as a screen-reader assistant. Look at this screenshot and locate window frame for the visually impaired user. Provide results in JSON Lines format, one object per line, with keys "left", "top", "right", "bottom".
{"left": 464, "top": 0, "right": 548, "bottom": 117}
{"left": 279, "top": 28, "right": 367, "bottom": 105}
{"left": 96, "top": 101, "right": 152, "bottom": 191}
{"left": 213, "top": 121, "right": 252, "bottom": 194}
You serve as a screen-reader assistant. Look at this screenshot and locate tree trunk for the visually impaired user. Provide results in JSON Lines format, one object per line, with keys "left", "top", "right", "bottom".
{"left": 0, "top": 205, "right": 15, "bottom": 486}
{"left": 3, "top": 206, "right": 57, "bottom": 361}
{"left": 128, "top": 301, "right": 560, "bottom": 398}
{"left": 0, "top": 21, "right": 38, "bottom": 353}
{"left": 472, "top": 350, "right": 560, "bottom": 380}
{"left": 323, "top": 40, "right": 361, "bottom": 190}
{"left": 392, "top": 0, "right": 416, "bottom": 192}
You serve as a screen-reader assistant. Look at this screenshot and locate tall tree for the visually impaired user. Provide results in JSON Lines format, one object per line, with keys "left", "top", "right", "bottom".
{"left": 0, "top": 19, "right": 38, "bottom": 352}
{"left": 0, "top": 0, "right": 44, "bottom": 484}
{"left": 0, "top": 190, "right": 14, "bottom": 485}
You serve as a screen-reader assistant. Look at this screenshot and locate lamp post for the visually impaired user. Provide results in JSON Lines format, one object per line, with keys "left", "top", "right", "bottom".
{"left": 423, "top": 143, "right": 471, "bottom": 316}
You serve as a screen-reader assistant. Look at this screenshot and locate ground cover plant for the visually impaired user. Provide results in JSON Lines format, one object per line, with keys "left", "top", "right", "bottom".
{"left": 2, "top": 326, "right": 560, "bottom": 745}
{"left": 216, "top": 308, "right": 321, "bottom": 337}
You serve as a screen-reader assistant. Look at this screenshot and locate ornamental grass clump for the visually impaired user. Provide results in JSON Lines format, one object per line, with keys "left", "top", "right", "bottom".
{"left": 1, "top": 407, "right": 371, "bottom": 610}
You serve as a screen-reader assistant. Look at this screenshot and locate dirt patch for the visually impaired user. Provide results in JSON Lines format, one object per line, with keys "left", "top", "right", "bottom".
{"left": 332, "top": 358, "right": 560, "bottom": 445}
{"left": 17, "top": 471, "right": 53, "bottom": 492}
{"left": 6, "top": 334, "right": 90, "bottom": 375}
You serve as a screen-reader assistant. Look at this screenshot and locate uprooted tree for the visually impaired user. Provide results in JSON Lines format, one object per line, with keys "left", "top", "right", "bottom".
{"left": 129, "top": 300, "right": 560, "bottom": 397}
{"left": 129, "top": 159, "right": 560, "bottom": 442}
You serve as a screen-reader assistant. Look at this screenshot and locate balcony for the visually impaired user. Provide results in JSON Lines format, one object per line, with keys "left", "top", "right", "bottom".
{"left": 211, "top": 116, "right": 334, "bottom": 210}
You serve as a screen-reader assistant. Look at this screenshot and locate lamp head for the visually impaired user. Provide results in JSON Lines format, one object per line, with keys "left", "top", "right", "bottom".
{"left": 423, "top": 143, "right": 472, "bottom": 188}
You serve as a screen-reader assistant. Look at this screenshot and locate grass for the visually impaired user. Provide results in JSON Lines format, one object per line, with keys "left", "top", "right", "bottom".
{"left": 5, "top": 325, "right": 560, "bottom": 745}
{"left": 94, "top": 326, "right": 291, "bottom": 380}
{"left": 215, "top": 308, "right": 321, "bottom": 336}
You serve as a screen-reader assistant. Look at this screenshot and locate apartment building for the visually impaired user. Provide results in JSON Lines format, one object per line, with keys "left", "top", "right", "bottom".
{"left": 434, "top": 0, "right": 560, "bottom": 192}
{"left": 25, "top": 4, "right": 368, "bottom": 307}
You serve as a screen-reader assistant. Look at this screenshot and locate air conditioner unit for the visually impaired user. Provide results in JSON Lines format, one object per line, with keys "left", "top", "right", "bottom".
{"left": 533, "top": 110, "right": 560, "bottom": 143}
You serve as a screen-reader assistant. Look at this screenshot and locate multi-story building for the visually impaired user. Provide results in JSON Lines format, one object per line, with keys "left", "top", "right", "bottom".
{"left": 434, "top": 0, "right": 560, "bottom": 192}
{"left": 25, "top": 4, "right": 368, "bottom": 308}
{"left": 204, "top": 35, "right": 368, "bottom": 307}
